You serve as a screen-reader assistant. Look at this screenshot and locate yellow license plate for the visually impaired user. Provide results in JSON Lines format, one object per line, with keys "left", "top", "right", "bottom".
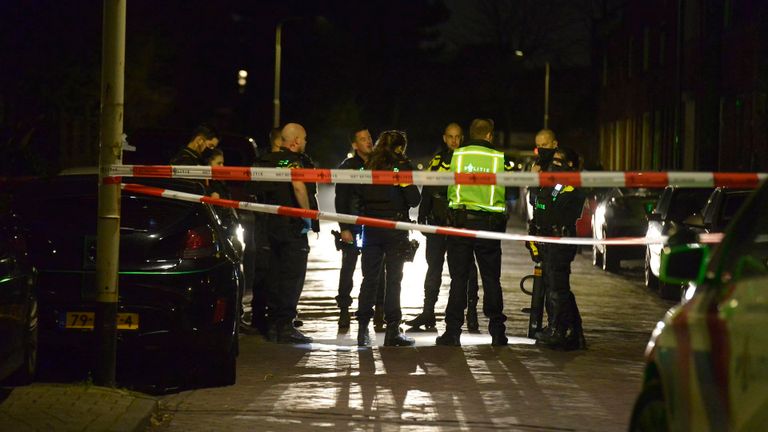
{"left": 65, "top": 312, "right": 139, "bottom": 330}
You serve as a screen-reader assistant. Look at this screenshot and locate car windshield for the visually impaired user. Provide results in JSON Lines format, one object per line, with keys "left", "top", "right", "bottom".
{"left": 15, "top": 194, "right": 194, "bottom": 235}
{"left": 667, "top": 189, "right": 711, "bottom": 222}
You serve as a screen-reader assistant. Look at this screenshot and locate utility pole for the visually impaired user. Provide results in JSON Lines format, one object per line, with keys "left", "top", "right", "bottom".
{"left": 273, "top": 21, "right": 283, "bottom": 129}
{"left": 544, "top": 61, "right": 550, "bottom": 129}
{"left": 94, "top": 0, "right": 125, "bottom": 387}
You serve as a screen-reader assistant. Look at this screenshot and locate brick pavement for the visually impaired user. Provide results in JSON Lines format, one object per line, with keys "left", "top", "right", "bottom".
{"left": 0, "top": 383, "right": 157, "bottom": 432}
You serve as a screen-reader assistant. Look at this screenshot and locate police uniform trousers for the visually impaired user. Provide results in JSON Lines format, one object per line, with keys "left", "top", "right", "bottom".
{"left": 539, "top": 243, "right": 582, "bottom": 332}
{"left": 424, "top": 233, "right": 479, "bottom": 310}
{"left": 336, "top": 237, "right": 385, "bottom": 310}
{"left": 445, "top": 214, "right": 507, "bottom": 336}
{"left": 265, "top": 215, "right": 309, "bottom": 328}
{"left": 357, "top": 226, "right": 408, "bottom": 326}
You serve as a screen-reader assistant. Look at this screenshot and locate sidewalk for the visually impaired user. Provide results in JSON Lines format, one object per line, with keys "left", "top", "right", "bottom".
{"left": 0, "top": 383, "right": 157, "bottom": 432}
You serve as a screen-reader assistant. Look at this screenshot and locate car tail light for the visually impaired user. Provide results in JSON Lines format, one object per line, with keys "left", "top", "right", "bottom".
{"left": 212, "top": 297, "right": 227, "bottom": 323}
{"left": 181, "top": 227, "right": 215, "bottom": 259}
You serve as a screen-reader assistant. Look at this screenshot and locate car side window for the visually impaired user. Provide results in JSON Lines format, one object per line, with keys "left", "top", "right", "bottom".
{"left": 714, "top": 186, "right": 768, "bottom": 282}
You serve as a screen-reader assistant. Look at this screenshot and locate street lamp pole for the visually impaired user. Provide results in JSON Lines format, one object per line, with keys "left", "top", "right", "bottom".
{"left": 273, "top": 21, "right": 284, "bottom": 129}
{"left": 544, "top": 61, "right": 550, "bottom": 129}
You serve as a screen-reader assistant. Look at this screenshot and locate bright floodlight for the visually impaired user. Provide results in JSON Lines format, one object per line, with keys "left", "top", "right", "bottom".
{"left": 238, "top": 69, "right": 248, "bottom": 78}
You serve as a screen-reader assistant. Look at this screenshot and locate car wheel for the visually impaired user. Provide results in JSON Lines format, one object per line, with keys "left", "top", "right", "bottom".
{"left": 3, "top": 297, "right": 38, "bottom": 386}
{"left": 602, "top": 231, "right": 620, "bottom": 272}
{"left": 592, "top": 244, "right": 603, "bottom": 267}
{"left": 629, "top": 380, "right": 667, "bottom": 432}
{"left": 644, "top": 249, "right": 658, "bottom": 289}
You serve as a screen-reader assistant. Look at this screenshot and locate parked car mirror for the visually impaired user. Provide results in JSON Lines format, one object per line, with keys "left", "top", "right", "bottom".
{"left": 660, "top": 244, "right": 709, "bottom": 285}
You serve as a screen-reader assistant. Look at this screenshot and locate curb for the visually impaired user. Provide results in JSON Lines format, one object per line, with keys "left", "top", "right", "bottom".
{"left": 0, "top": 383, "right": 157, "bottom": 432}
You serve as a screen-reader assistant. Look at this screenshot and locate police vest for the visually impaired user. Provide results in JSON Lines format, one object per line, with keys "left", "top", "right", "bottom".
{"left": 448, "top": 144, "right": 506, "bottom": 213}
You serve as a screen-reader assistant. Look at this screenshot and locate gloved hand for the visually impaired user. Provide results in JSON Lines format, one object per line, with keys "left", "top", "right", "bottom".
{"left": 300, "top": 217, "right": 312, "bottom": 235}
{"left": 525, "top": 241, "right": 541, "bottom": 263}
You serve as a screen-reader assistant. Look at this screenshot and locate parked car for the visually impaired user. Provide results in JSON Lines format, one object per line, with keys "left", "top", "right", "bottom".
{"left": 6, "top": 174, "right": 243, "bottom": 386}
{"left": 630, "top": 180, "right": 768, "bottom": 431}
{"left": 684, "top": 187, "right": 752, "bottom": 233}
{"left": 644, "top": 186, "right": 713, "bottom": 299}
{"left": 592, "top": 188, "right": 660, "bottom": 271}
{"left": 0, "top": 212, "right": 38, "bottom": 385}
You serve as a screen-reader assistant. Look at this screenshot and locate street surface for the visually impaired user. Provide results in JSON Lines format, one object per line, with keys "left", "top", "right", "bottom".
{"left": 148, "top": 195, "right": 674, "bottom": 432}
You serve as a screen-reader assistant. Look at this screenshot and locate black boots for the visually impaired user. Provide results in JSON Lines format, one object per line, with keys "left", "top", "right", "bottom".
{"left": 466, "top": 296, "right": 480, "bottom": 332}
{"left": 404, "top": 310, "right": 437, "bottom": 331}
{"left": 373, "top": 305, "right": 385, "bottom": 332}
{"left": 536, "top": 326, "right": 586, "bottom": 351}
{"left": 357, "top": 319, "right": 371, "bottom": 347}
{"left": 466, "top": 308, "right": 479, "bottom": 333}
{"left": 384, "top": 324, "right": 415, "bottom": 347}
{"left": 435, "top": 331, "right": 461, "bottom": 346}
{"left": 338, "top": 307, "right": 351, "bottom": 329}
{"left": 491, "top": 332, "right": 508, "bottom": 346}
{"left": 276, "top": 325, "right": 313, "bottom": 344}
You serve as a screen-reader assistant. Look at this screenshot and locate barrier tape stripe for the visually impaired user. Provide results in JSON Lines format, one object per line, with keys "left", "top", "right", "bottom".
{"left": 121, "top": 182, "right": 725, "bottom": 246}
{"left": 108, "top": 165, "right": 767, "bottom": 188}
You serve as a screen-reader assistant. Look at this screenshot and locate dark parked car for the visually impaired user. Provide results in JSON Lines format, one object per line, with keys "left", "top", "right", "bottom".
{"left": 684, "top": 187, "right": 752, "bottom": 233}
{"left": 644, "top": 186, "right": 713, "bottom": 299}
{"left": 592, "top": 188, "right": 660, "bottom": 271}
{"left": 7, "top": 174, "right": 242, "bottom": 386}
{"left": 630, "top": 180, "right": 768, "bottom": 431}
{"left": 0, "top": 212, "right": 38, "bottom": 385}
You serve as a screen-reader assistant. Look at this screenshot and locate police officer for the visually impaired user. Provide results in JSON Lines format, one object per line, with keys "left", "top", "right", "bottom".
{"left": 355, "top": 130, "right": 421, "bottom": 347}
{"left": 529, "top": 148, "right": 586, "bottom": 350}
{"left": 170, "top": 123, "right": 220, "bottom": 165}
{"left": 259, "top": 122, "right": 316, "bottom": 344}
{"left": 334, "top": 127, "right": 385, "bottom": 330}
{"left": 437, "top": 119, "right": 509, "bottom": 346}
{"left": 406, "top": 123, "right": 480, "bottom": 332}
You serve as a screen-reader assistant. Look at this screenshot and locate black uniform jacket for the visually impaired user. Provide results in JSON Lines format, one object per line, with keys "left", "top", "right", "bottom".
{"left": 355, "top": 158, "right": 421, "bottom": 221}
{"left": 257, "top": 148, "right": 320, "bottom": 234}
{"left": 531, "top": 184, "right": 585, "bottom": 236}
{"left": 170, "top": 147, "right": 203, "bottom": 165}
{"left": 335, "top": 152, "right": 366, "bottom": 233}
{"left": 418, "top": 146, "right": 452, "bottom": 225}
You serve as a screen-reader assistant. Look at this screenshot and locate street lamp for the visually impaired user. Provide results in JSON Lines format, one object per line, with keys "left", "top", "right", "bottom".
{"left": 273, "top": 16, "right": 328, "bottom": 128}
{"left": 544, "top": 61, "right": 550, "bottom": 129}
{"left": 273, "top": 19, "right": 288, "bottom": 129}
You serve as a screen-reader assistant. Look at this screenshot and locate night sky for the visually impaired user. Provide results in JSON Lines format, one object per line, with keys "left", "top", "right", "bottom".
{"left": 0, "top": 0, "right": 604, "bottom": 172}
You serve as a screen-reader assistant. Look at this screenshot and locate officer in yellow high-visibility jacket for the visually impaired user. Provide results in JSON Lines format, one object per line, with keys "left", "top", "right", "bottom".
{"left": 406, "top": 123, "right": 480, "bottom": 332}
{"left": 436, "top": 118, "right": 509, "bottom": 347}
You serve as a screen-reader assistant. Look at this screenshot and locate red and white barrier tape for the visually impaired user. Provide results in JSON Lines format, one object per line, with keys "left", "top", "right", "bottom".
{"left": 108, "top": 165, "right": 766, "bottom": 188}
{"left": 121, "top": 183, "right": 724, "bottom": 246}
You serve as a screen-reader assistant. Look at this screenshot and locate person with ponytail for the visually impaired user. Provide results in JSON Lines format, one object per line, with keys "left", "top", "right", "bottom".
{"left": 354, "top": 130, "right": 421, "bottom": 347}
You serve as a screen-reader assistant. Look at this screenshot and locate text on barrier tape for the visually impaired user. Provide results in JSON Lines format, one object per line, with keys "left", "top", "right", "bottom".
{"left": 108, "top": 165, "right": 767, "bottom": 188}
